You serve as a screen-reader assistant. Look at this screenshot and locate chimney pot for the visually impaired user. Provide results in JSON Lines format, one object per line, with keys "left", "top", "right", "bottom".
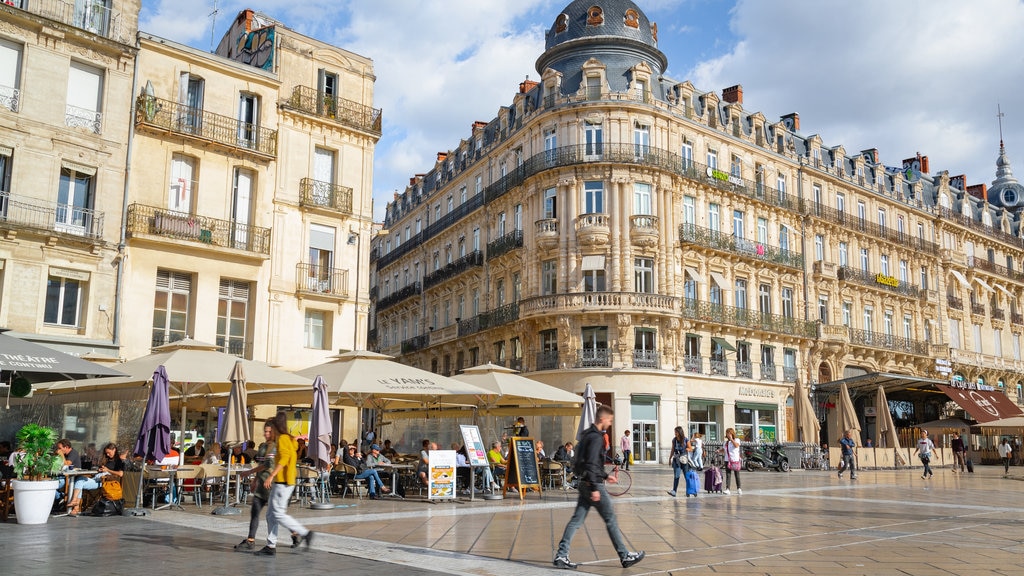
{"left": 722, "top": 84, "right": 743, "bottom": 104}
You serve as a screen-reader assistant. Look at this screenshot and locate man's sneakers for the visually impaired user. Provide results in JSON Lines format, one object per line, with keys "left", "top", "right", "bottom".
{"left": 291, "top": 534, "right": 301, "bottom": 548}
{"left": 234, "top": 539, "right": 255, "bottom": 552}
{"left": 303, "top": 531, "right": 315, "bottom": 550}
{"left": 621, "top": 551, "right": 646, "bottom": 568}
{"left": 553, "top": 556, "right": 579, "bottom": 570}
{"left": 837, "top": 471, "right": 843, "bottom": 478}
{"left": 255, "top": 546, "right": 276, "bottom": 556}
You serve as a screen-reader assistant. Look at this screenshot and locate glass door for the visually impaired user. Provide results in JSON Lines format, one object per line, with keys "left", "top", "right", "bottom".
{"left": 631, "top": 422, "right": 657, "bottom": 463}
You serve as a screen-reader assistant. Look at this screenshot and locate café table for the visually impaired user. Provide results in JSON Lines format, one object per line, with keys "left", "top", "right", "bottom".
{"left": 58, "top": 468, "right": 97, "bottom": 515}
{"left": 152, "top": 466, "right": 195, "bottom": 511}
{"left": 376, "top": 462, "right": 413, "bottom": 498}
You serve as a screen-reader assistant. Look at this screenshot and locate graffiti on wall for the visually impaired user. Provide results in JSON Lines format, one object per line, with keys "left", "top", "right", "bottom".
{"left": 219, "top": 23, "right": 275, "bottom": 71}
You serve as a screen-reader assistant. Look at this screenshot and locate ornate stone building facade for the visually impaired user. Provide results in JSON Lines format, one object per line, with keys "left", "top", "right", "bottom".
{"left": 380, "top": 1, "right": 1022, "bottom": 460}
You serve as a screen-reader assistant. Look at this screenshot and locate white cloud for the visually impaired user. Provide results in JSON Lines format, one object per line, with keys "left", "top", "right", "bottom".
{"left": 689, "top": 0, "right": 1024, "bottom": 187}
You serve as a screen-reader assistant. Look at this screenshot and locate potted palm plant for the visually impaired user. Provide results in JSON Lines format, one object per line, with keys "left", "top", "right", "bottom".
{"left": 12, "top": 423, "right": 63, "bottom": 524}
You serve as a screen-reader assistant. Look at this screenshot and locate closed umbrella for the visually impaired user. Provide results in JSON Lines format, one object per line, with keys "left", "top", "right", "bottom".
{"left": 875, "top": 385, "right": 905, "bottom": 466}
{"left": 836, "top": 382, "right": 861, "bottom": 442}
{"left": 793, "top": 379, "right": 820, "bottom": 445}
{"left": 213, "top": 362, "right": 247, "bottom": 515}
{"left": 307, "top": 375, "right": 332, "bottom": 469}
{"left": 576, "top": 383, "right": 597, "bottom": 442}
{"left": 127, "top": 366, "right": 171, "bottom": 516}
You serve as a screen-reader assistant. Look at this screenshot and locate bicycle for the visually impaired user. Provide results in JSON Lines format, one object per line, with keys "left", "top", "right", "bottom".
{"left": 603, "top": 463, "right": 632, "bottom": 496}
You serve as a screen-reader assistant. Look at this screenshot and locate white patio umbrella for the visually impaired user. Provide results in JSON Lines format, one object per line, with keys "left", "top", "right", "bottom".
{"left": 836, "top": 381, "right": 862, "bottom": 443}
{"left": 793, "top": 379, "right": 820, "bottom": 445}
{"left": 452, "top": 363, "right": 582, "bottom": 409}
{"left": 576, "top": 383, "right": 597, "bottom": 443}
{"left": 212, "top": 361, "right": 247, "bottom": 515}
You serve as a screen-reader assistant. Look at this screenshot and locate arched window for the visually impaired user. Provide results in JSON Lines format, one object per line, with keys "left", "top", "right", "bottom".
{"left": 554, "top": 13, "right": 568, "bottom": 33}
{"left": 624, "top": 9, "right": 639, "bottom": 28}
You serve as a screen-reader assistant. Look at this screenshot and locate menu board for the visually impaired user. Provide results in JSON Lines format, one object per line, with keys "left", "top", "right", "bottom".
{"left": 504, "top": 437, "right": 541, "bottom": 500}
{"left": 460, "top": 425, "right": 489, "bottom": 468}
{"left": 427, "top": 449, "right": 457, "bottom": 501}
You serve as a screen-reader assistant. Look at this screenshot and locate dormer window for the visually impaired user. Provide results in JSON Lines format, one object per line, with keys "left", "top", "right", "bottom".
{"left": 587, "top": 6, "right": 604, "bottom": 26}
{"left": 555, "top": 14, "right": 568, "bottom": 33}
{"left": 624, "top": 9, "right": 639, "bottom": 28}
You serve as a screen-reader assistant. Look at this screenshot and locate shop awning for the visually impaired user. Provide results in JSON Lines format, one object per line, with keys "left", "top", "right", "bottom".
{"left": 816, "top": 372, "right": 949, "bottom": 395}
{"left": 685, "top": 267, "right": 704, "bottom": 283}
{"left": 973, "top": 277, "right": 995, "bottom": 293}
{"left": 935, "top": 383, "right": 1024, "bottom": 424}
{"left": 710, "top": 271, "right": 729, "bottom": 288}
{"left": 710, "top": 337, "right": 735, "bottom": 352}
{"left": 949, "top": 269, "right": 971, "bottom": 290}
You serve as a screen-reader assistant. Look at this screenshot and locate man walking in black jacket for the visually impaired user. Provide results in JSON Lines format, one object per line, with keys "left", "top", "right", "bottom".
{"left": 553, "top": 405, "right": 644, "bottom": 570}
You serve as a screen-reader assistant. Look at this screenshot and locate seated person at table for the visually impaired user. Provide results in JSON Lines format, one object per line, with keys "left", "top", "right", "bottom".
{"left": 229, "top": 444, "right": 253, "bottom": 465}
{"left": 381, "top": 439, "right": 399, "bottom": 460}
{"left": 55, "top": 438, "right": 82, "bottom": 503}
{"left": 553, "top": 442, "right": 575, "bottom": 463}
{"left": 204, "top": 442, "right": 222, "bottom": 464}
{"left": 417, "top": 439, "right": 431, "bottom": 485}
{"left": 296, "top": 438, "right": 308, "bottom": 461}
{"left": 342, "top": 445, "right": 388, "bottom": 499}
{"left": 453, "top": 444, "right": 472, "bottom": 493}
{"left": 68, "top": 443, "right": 124, "bottom": 516}
{"left": 184, "top": 439, "right": 206, "bottom": 462}
{"left": 365, "top": 444, "right": 400, "bottom": 496}
{"left": 487, "top": 441, "right": 507, "bottom": 482}
{"left": 536, "top": 440, "right": 547, "bottom": 460}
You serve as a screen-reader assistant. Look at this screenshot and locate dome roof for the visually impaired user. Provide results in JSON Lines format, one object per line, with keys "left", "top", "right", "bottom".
{"left": 545, "top": 0, "right": 659, "bottom": 51}
{"left": 989, "top": 142, "right": 1024, "bottom": 209}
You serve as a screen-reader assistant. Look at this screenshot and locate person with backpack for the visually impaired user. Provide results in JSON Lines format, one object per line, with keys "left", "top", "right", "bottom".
{"left": 667, "top": 426, "right": 688, "bottom": 497}
{"left": 914, "top": 429, "right": 936, "bottom": 480}
{"left": 837, "top": 429, "right": 858, "bottom": 480}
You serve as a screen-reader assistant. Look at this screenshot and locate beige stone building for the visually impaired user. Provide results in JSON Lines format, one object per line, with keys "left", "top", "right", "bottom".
{"left": 370, "top": 0, "right": 1024, "bottom": 461}
{"left": 0, "top": 0, "right": 138, "bottom": 357}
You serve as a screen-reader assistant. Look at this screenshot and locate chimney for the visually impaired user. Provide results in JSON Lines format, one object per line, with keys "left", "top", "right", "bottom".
{"left": 902, "top": 153, "right": 929, "bottom": 174}
{"left": 519, "top": 79, "right": 539, "bottom": 94}
{"left": 437, "top": 152, "right": 448, "bottom": 163}
{"left": 967, "top": 183, "right": 988, "bottom": 201}
{"left": 861, "top": 148, "right": 879, "bottom": 164}
{"left": 243, "top": 9, "right": 255, "bottom": 32}
{"left": 920, "top": 155, "right": 929, "bottom": 174}
{"left": 722, "top": 84, "right": 743, "bottom": 104}
{"left": 780, "top": 113, "right": 800, "bottom": 132}
{"left": 472, "top": 121, "right": 488, "bottom": 132}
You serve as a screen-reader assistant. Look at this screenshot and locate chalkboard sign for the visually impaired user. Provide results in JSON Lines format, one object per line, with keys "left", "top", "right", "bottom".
{"left": 504, "top": 437, "right": 542, "bottom": 500}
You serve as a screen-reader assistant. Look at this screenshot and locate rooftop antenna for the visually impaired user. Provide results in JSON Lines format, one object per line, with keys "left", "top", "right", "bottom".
{"left": 208, "top": 0, "right": 220, "bottom": 53}
{"left": 998, "top": 103, "right": 1006, "bottom": 148}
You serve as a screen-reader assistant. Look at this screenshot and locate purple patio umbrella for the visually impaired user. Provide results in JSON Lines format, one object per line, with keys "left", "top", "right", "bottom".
{"left": 133, "top": 366, "right": 171, "bottom": 462}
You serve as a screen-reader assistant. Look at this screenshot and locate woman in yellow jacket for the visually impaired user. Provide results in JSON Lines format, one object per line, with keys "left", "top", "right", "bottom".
{"left": 258, "top": 411, "right": 313, "bottom": 556}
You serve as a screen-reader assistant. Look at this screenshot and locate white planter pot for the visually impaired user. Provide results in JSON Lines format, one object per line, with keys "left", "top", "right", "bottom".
{"left": 12, "top": 479, "right": 59, "bottom": 525}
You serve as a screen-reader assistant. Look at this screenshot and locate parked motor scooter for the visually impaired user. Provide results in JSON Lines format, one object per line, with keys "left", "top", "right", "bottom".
{"left": 743, "top": 443, "right": 791, "bottom": 472}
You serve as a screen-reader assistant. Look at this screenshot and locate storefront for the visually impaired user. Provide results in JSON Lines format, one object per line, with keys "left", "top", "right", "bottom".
{"left": 630, "top": 395, "right": 659, "bottom": 463}
{"left": 688, "top": 399, "right": 723, "bottom": 441}
{"left": 735, "top": 403, "right": 778, "bottom": 442}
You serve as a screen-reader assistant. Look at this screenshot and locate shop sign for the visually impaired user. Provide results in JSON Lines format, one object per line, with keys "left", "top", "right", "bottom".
{"left": 875, "top": 273, "right": 899, "bottom": 288}
{"left": 738, "top": 386, "right": 775, "bottom": 399}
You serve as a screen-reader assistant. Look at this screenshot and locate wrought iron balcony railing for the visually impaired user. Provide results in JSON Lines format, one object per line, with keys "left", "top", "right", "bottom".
{"left": 681, "top": 298, "right": 818, "bottom": 338}
{"left": 576, "top": 348, "right": 611, "bottom": 368}
{"left": 679, "top": 223, "right": 803, "bottom": 270}
{"left": 0, "top": 191, "right": 104, "bottom": 239}
{"left": 295, "top": 263, "right": 349, "bottom": 297}
{"left": 735, "top": 360, "right": 753, "bottom": 378}
{"left": 281, "top": 85, "right": 382, "bottom": 135}
{"left": 457, "top": 302, "right": 520, "bottom": 337}
{"left": 632, "top": 349, "right": 659, "bottom": 369}
{"left": 709, "top": 358, "right": 729, "bottom": 376}
{"left": 126, "top": 203, "right": 271, "bottom": 255}
{"left": 422, "top": 250, "right": 482, "bottom": 290}
{"left": 6, "top": 0, "right": 129, "bottom": 43}
{"left": 848, "top": 327, "right": 930, "bottom": 355}
{"left": 521, "top": 291, "right": 679, "bottom": 317}
{"left": 401, "top": 334, "right": 429, "bottom": 354}
{"left": 760, "top": 364, "right": 777, "bottom": 381}
{"left": 939, "top": 206, "right": 1024, "bottom": 250}
{"left": 804, "top": 201, "right": 940, "bottom": 254}
{"left": 966, "top": 255, "right": 1024, "bottom": 283}
{"left": 299, "top": 178, "right": 352, "bottom": 214}
{"left": 782, "top": 367, "right": 799, "bottom": 382}
{"left": 486, "top": 229, "right": 524, "bottom": 260}
{"left": 0, "top": 85, "right": 20, "bottom": 112}
{"left": 948, "top": 295, "right": 963, "bottom": 310}
{"left": 837, "top": 266, "right": 920, "bottom": 297}
{"left": 65, "top": 105, "right": 101, "bottom": 133}
{"left": 971, "top": 303, "right": 986, "bottom": 316}
{"left": 1013, "top": 313, "right": 1024, "bottom": 325}
{"left": 993, "top": 307, "right": 1005, "bottom": 321}
{"left": 376, "top": 281, "right": 422, "bottom": 312}
{"left": 217, "top": 337, "right": 251, "bottom": 359}
{"left": 536, "top": 350, "right": 559, "bottom": 371}
{"left": 683, "top": 355, "right": 703, "bottom": 374}
{"left": 135, "top": 95, "right": 277, "bottom": 157}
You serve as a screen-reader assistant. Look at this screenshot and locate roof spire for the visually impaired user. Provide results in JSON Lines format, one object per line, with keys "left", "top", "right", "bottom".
{"left": 993, "top": 105, "right": 1018, "bottom": 188}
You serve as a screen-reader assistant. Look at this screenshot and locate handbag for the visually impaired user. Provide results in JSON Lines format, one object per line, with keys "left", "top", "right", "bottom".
{"left": 674, "top": 453, "right": 690, "bottom": 468}
{"left": 100, "top": 477, "right": 123, "bottom": 501}
{"left": 727, "top": 459, "right": 741, "bottom": 471}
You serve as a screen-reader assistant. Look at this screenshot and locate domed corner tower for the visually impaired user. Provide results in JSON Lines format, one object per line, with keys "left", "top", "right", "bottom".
{"left": 988, "top": 140, "right": 1024, "bottom": 210}
{"left": 537, "top": 0, "right": 668, "bottom": 99}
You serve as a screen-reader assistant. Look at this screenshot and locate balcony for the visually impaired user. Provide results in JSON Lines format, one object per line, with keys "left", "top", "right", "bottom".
{"left": 486, "top": 229, "right": 523, "bottom": 261}
{"left": 457, "top": 302, "right": 520, "bottom": 337}
{"left": 126, "top": 203, "right": 271, "bottom": 255}
{"left": 0, "top": 191, "right": 104, "bottom": 240}
{"left": 401, "top": 334, "right": 429, "bottom": 354}
{"left": 633, "top": 349, "right": 659, "bottom": 369}
{"left": 679, "top": 223, "right": 803, "bottom": 270}
{"left": 535, "top": 218, "right": 559, "bottom": 250}
{"left": 299, "top": 178, "right": 352, "bottom": 215}
{"left": 736, "top": 360, "right": 753, "bottom": 379}
{"left": 966, "top": 255, "right": 1024, "bottom": 283}
{"left": 376, "top": 281, "right": 421, "bottom": 312}
{"left": 837, "top": 266, "right": 920, "bottom": 298}
{"left": 848, "top": 328, "right": 930, "bottom": 356}
{"left": 680, "top": 299, "right": 818, "bottom": 338}
{"left": 576, "top": 348, "right": 610, "bottom": 368}
{"left": 683, "top": 355, "right": 703, "bottom": 374}
{"left": 1014, "top": 312, "right": 1024, "bottom": 326}
{"left": 422, "top": 250, "right": 482, "bottom": 290}
{"left": 217, "top": 338, "right": 251, "bottom": 359}
{"left": 5, "top": 0, "right": 129, "bottom": 43}
{"left": 804, "top": 202, "right": 939, "bottom": 254}
{"left": 135, "top": 95, "right": 277, "bottom": 158}
{"left": 947, "top": 296, "right": 963, "bottom": 311}
{"left": 521, "top": 291, "right": 679, "bottom": 318}
{"left": 710, "top": 358, "right": 729, "bottom": 376}
{"left": 782, "top": 367, "right": 799, "bottom": 382}
{"left": 971, "top": 303, "right": 986, "bottom": 316}
{"left": 281, "top": 85, "right": 382, "bottom": 136}
{"left": 760, "top": 364, "right": 777, "bottom": 381}
{"left": 0, "top": 86, "right": 18, "bottom": 112}
{"left": 993, "top": 307, "right": 1005, "bottom": 321}
{"left": 576, "top": 213, "right": 609, "bottom": 246}
{"left": 65, "top": 105, "right": 101, "bottom": 134}
{"left": 939, "top": 206, "right": 1024, "bottom": 250}
{"left": 295, "top": 263, "right": 349, "bottom": 297}
{"left": 629, "top": 215, "right": 659, "bottom": 248}
{"left": 536, "top": 350, "right": 559, "bottom": 371}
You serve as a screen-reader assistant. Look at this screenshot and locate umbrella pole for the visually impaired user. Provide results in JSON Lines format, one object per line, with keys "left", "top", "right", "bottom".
{"left": 212, "top": 454, "right": 240, "bottom": 515}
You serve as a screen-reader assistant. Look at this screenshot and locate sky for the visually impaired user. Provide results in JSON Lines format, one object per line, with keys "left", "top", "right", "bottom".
{"left": 139, "top": 0, "right": 1024, "bottom": 221}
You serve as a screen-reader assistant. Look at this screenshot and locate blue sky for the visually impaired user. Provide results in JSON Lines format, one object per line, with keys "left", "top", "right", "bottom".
{"left": 140, "top": 0, "right": 1024, "bottom": 220}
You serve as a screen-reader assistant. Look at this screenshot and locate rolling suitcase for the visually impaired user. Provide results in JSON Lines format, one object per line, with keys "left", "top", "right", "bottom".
{"left": 704, "top": 467, "right": 723, "bottom": 493}
{"left": 966, "top": 459, "right": 974, "bottom": 473}
{"left": 685, "top": 468, "right": 700, "bottom": 497}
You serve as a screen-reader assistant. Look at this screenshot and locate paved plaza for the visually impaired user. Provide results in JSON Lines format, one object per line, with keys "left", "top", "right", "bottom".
{"left": 4, "top": 464, "right": 1024, "bottom": 575}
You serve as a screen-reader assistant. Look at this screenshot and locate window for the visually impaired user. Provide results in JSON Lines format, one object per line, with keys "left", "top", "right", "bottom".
{"left": 812, "top": 184, "right": 822, "bottom": 205}
{"left": 759, "top": 284, "right": 771, "bottom": 313}
{"left": 237, "top": 92, "right": 259, "bottom": 147}
{"left": 877, "top": 208, "right": 887, "bottom": 232}
{"left": 497, "top": 211, "right": 506, "bottom": 236}
{"left": 447, "top": 195, "right": 454, "bottom": 214}
{"left": 44, "top": 274, "right": 83, "bottom": 327}
{"left": 950, "top": 318, "right": 961, "bottom": 349}
{"left": 473, "top": 227, "right": 480, "bottom": 251}
{"left": 842, "top": 302, "right": 852, "bottom": 327}
{"left": 475, "top": 175, "right": 482, "bottom": 194}
{"left": 583, "top": 181, "right": 604, "bottom": 213}
{"left": 782, "top": 288, "right": 794, "bottom": 318}
{"left": 814, "top": 235, "right": 824, "bottom": 261}
{"left": 583, "top": 268, "right": 606, "bottom": 292}
{"left": 415, "top": 218, "right": 422, "bottom": 234}
{"left": 152, "top": 270, "right": 190, "bottom": 346}
{"left": 308, "top": 224, "right": 335, "bottom": 284}
{"left": 56, "top": 166, "right": 94, "bottom": 236}
{"left": 863, "top": 307, "right": 874, "bottom": 332}
{"left": 709, "top": 203, "right": 720, "bottom": 232}
{"left": 681, "top": 142, "right": 693, "bottom": 171}
{"left": 706, "top": 149, "right": 717, "bottom": 169}
{"left": 761, "top": 345, "right": 775, "bottom": 367}
{"left": 684, "top": 275, "right": 696, "bottom": 301}
{"left": 973, "top": 324, "right": 983, "bottom": 353}
{"left": 493, "top": 340, "right": 507, "bottom": 364}
{"left": 633, "top": 123, "right": 649, "bottom": 157}
{"left": 544, "top": 128, "right": 557, "bottom": 161}
{"left": 880, "top": 254, "right": 890, "bottom": 277}
{"left": 733, "top": 210, "right": 744, "bottom": 238}
{"left": 710, "top": 281, "right": 722, "bottom": 306}
{"left": 543, "top": 187, "right": 557, "bottom": 219}
{"left": 860, "top": 248, "right": 869, "bottom": 272}
{"left": 836, "top": 192, "right": 845, "bottom": 214}
{"left": 472, "top": 288, "right": 480, "bottom": 316}
{"left": 776, "top": 174, "right": 786, "bottom": 195}
{"left": 457, "top": 294, "right": 465, "bottom": 320}
{"left": 444, "top": 299, "right": 451, "bottom": 326}
{"left": 757, "top": 218, "right": 768, "bottom": 245}
{"left": 318, "top": 67, "right": 338, "bottom": 105}
{"left": 818, "top": 296, "right": 829, "bottom": 324}
{"left": 899, "top": 260, "right": 908, "bottom": 283}
{"left": 495, "top": 279, "right": 505, "bottom": 306}
{"left": 634, "top": 258, "right": 653, "bottom": 293}
{"left": 585, "top": 120, "right": 603, "bottom": 156}
{"left": 66, "top": 61, "right": 103, "bottom": 133}
{"left": 635, "top": 328, "right": 656, "bottom": 351}
{"left": 633, "top": 182, "right": 652, "bottom": 215}
{"left": 857, "top": 201, "right": 866, "bottom": 222}
{"left": 231, "top": 168, "right": 255, "bottom": 247}
{"left": 304, "top": 310, "right": 328, "bottom": 349}
{"left": 883, "top": 311, "right": 893, "bottom": 336}
{"left": 780, "top": 226, "right": 790, "bottom": 253}
{"left": 460, "top": 186, "right": 467, "bottom": 204}
{"left": 514, "top": 204, "right": 522, "bottom": 231}
{"left": 730, "top": 155, "right": 742, "bottom": 177}
{"left": 1015, "top": 333, "right": 1021, "bottom": 361}
{"left": 682, "top": 195, "right": 695, "bottom": 225}
{"left": 581, "top": 326, "right": 608, "bottom": 362}
{"left": 217, "top": 279, "right": 250, "bottom": 357}
{"left": 735, "top": 279, "right": 747, "bottom": 309}
{"left": 167, "top": 154, "right": 197, "bottom": 213}
{"left": 0, "top": 38, "right": 22, "bottom": 112}
{"left": 542, "top": 260, "right": 557, "bottom": 294}
{"left": 0, "top": 148, "right": 10, "bottom": 199}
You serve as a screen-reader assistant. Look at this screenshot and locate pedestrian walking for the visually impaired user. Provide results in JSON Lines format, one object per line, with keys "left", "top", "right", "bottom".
{"left": 619, "top": 429, "right": 631, "bottom": 470}
{"left": 667, "top": 426, "right": 687, "bottom": 497}
{"left": 722, "top": 428, "right": 742, "bottom": 495}
{"left": 258, "top": 411, "right": 314, "bottom": 556}
{"left": 553, "top": 405, "right": 645, "bottom": 570}
{"left": 950, "top": 431, "right": 967, "bottom": 473}
{"left": 837, "top": 429, "right": 858, "bottom": 480}
{"left": 914, "top": 430, "right": 936, "bottom": 480}
{"left": 690, "top": 432, "right": 704, "bottom": 470}
{"left": 998, "top": 438, "right": 1013, "bottom": 476}
{"left": 235, "top": 420, "right": 300, "bottom": 551}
